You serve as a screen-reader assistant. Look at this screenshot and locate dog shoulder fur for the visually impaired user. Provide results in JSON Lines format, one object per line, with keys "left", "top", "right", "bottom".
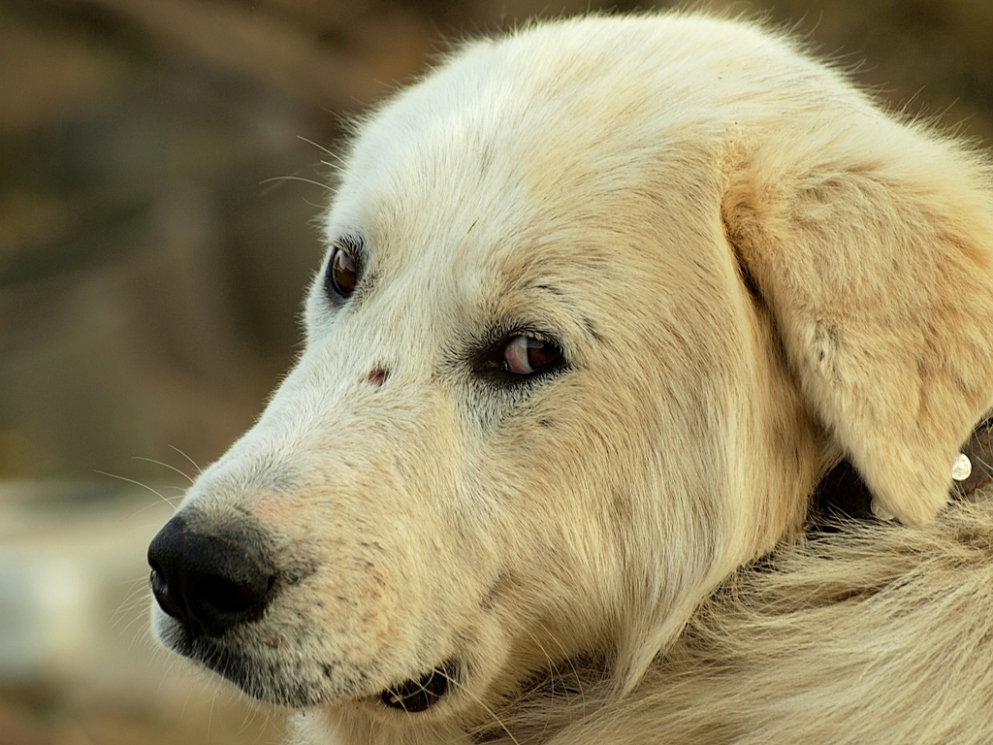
{"left": 474, "top": 498, "right": 993, "bottom": 745}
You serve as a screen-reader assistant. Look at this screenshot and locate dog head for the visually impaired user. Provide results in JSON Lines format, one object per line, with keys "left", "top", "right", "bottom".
{"left": 148, "top": 14, "right": 993, "bottom": 742}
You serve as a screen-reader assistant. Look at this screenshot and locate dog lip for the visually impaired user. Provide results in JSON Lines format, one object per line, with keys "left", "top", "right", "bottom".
{"left": 156, "top": 614, "right": 195, "bottom": 657}
{"left": 380, "top": 663, "right": 455, "bottom": 712}
{"left": 169, "top": 628, "right": 327, "bottom": 707}
{"left": 157, "top": 613, "right": 375, "bottom": 708}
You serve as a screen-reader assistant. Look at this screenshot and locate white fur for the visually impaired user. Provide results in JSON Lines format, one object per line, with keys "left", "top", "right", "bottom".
{"left": 153, "top": 13, "right": 993, "bottom": 744}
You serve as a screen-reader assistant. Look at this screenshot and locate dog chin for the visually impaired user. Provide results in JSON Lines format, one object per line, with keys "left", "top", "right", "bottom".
{"left": 152, "top": 611, "right": 332, "bottom": 707}
{"left": 153, "top": 608, "right": 460, "bottom": 713}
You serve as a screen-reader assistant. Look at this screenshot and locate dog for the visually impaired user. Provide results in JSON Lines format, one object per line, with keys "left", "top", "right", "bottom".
{"left": 148, "top": 13, "right": 993, "bottom": 744}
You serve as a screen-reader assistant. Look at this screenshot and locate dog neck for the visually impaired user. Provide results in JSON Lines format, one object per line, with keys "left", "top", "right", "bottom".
{"left": 810, "top": 417, "right": 993, "bottom": 528}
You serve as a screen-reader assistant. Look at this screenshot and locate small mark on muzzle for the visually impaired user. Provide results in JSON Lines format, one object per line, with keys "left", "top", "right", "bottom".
{"left": 148, "top": 513, "right": 278, "bottom": 638}
{"left": 367, "top": 367, "right": 390, "bottom": 387}
{"left": 380, "top": 664, "right": 453, "bottom": 712}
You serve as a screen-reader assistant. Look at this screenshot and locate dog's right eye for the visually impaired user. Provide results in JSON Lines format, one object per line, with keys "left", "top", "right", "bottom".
{"left": 503, "top": 335, "right": 562, "bottom": 376}
{"left": 474, "top": 332, "right": 567, "bottom": 384}
{"left": 325, "top": 244, "right": 360, "bottom": 300}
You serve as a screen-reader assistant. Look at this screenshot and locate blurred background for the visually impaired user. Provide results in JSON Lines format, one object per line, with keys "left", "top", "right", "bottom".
{"left": 1, "top": 0, "right": 991, "bottom": 742}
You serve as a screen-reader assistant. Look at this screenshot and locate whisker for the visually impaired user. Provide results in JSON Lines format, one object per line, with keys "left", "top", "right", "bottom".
{"left": 112, "top": 577, "right": 152, "bottom": 624}
{"left": 132, "top": 456, "right": 196, "bottom": 485}
{"left": 259, "top": 175, "right": 333, "bottom": 193}
{"left": 169, "top": 445, "right": 203, "bottom": 475}
{"left": 118, "top": 606, "right": 154, "bottom": 641}
{"left": 441, "top": 670, "right": 523, "bottom": 745}
{"left": 94, "top": 470, "right": 177, "bottom": 508}
{"left": 297, "top": 135, "right": 335, "bottom": 157}
{"left": 547, "top": 632, "right": 590, "bottom": 712}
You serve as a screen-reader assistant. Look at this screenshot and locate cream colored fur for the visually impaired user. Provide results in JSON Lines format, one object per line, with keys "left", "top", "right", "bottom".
{"left": 152, "top": 13, "right": 993, "bottom": 744}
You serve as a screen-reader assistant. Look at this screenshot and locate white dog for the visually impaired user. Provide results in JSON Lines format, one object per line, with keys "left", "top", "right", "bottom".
{"left": 148, "top": 13, "right": 993, "bottom": 744}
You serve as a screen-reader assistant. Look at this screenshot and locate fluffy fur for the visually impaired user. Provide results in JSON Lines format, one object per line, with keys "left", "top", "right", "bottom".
{"left": 151, "top": 13, "right": 993, "bottom": 744}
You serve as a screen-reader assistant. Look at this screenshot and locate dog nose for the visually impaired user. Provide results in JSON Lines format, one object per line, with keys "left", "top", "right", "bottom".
{"left": 147, "top": 514, "right": 277, "bottom": 638}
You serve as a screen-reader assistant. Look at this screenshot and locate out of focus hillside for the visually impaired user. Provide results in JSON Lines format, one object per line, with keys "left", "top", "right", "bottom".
{"left": 0, "top": 0, "right": 991, "bottom": 742}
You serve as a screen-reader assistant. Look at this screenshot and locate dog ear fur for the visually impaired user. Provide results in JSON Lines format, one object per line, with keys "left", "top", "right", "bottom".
{"left": 721, "top": 127, "right": 993, "bottom": 526}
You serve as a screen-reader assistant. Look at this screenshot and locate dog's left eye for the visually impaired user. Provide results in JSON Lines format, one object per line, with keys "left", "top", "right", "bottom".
{"left": 325, "top": 244, "right": 360, "bottom": 301}
{"left": 503, "top": 335, "right": 563, "bottom": 376}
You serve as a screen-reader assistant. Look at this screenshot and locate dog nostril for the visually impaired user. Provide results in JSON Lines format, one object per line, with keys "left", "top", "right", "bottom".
{"left": 149, "top": 560, "right": 184, "bottom": 620}
{"left": 149, "top": 562, "right": 166, "bottom": 596}
{"left": 148, "top": 514, "right": 278, "bottom": 638}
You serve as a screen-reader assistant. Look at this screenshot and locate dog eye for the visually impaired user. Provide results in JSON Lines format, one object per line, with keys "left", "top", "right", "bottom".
{"left": 326, "top": 245, "right": 359, "bottom": 300}
{"left": 503, "top": 335, "right": 563, "bottom": 375}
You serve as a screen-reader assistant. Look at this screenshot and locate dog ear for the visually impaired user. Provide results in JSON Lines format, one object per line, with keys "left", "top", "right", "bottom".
{"left": 721, "top": 134, "right": 993, "bottom": 526}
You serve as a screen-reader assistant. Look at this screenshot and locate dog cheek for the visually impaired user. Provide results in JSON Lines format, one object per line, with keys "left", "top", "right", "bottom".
{"left": 812, "top": 322, "right": 839, "bottom": 377}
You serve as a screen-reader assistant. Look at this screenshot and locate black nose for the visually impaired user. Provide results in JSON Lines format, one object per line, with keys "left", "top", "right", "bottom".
{"left": 147, "top": 514, "right": 277, "bottom": 639}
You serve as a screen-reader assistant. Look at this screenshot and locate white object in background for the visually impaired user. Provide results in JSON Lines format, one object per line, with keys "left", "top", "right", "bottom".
{"left": 0, "top": 553, "right": 97, "bottom": 680}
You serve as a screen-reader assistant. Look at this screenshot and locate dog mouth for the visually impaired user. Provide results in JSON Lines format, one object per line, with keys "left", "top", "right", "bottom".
{"left": 158, "top": 606, "right": 459, "bottom": 712}
{"left": 379, "top": 663, "right": 455, "bottom": 713}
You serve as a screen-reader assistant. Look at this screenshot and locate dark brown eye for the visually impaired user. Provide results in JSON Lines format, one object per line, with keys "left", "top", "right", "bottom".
{"left": 503, "top": 335, "right": 563, "bottom": 375}
{"left": 326, "top": 245, "right": 358, "bottom": 300}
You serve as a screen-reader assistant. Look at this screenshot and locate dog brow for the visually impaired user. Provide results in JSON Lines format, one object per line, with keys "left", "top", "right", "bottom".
{"left": 526, "top": 283, "right": 600, "bottom": 340}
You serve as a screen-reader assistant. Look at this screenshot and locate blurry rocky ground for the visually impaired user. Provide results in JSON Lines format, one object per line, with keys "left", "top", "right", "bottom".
{"left": 0, "top": 0, "right": 991, "bottom": 742}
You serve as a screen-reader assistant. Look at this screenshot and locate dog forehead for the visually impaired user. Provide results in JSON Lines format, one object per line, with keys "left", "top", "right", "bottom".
{"left": 330, "top": 13, "right": 791, "bottom": 190}
{"left": 323, "top": 14, "right": 791, "bottom": 254}
{"left": 327, "top": 61, "right": 641, "bottom": 294}
{"left": 317, "top": 15, "right": 793, "bottom": 335}
{"left": 344, "top": 26, "right": 686, "bottom": 198}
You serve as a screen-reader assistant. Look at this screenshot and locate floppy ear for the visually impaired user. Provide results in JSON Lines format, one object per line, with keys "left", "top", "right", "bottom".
{"left": 721, "top": 131, "right": 993, "bottom": 526}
